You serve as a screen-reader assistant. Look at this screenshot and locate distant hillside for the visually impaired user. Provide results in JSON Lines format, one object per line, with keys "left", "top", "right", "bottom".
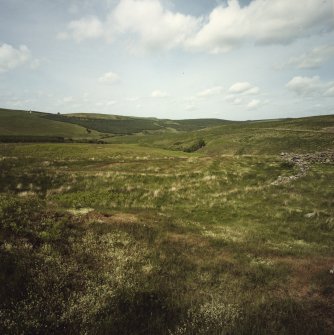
{"left": 0, "top": 108, "right": 102, "bottom": 141}
{"left": 0, "top": 108, "right": 229, "bottom": 141}
{"left": 1, "top": 108, "right": 333, "bottom": 154}
{"left": 108, "top": 114, "right": 334, "bottom": 155}
{"left": 43, "top": 113, "right": 228, "bottom": 134}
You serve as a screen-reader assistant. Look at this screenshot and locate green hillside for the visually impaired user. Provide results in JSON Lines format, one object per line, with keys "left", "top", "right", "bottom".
{"left": 1, "top": 108, "right": 333, "bottom": 154}
{"left": 0, "top": 108, "right": 102, "bottom": 141}
{"left": 108, "top": 114, "right": 334, "bottom": 155}
{"left": 43, "top": 113, "right": 228, "bottom": 134}
{"left": 0, "top": 108, "right": 229, "bottom": 140}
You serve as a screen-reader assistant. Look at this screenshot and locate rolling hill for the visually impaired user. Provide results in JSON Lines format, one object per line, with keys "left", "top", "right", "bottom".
{"left": 0, "top": 108, "right": 102, "bottom": 141}
{"left": 107, "top": 114, "right": 334, "bottom": 155}
{"left": 1, "top": 108, "right": 333, "bottom": 155}
{"left": 0, "top": 108, "right": 229, "bottom": 141}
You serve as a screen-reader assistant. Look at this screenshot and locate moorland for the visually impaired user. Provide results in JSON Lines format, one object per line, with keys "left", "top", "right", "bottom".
{"left": 0, "top": 107, "right": 333, "bottom": 334}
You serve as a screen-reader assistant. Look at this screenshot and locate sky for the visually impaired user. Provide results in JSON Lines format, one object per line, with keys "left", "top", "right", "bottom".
{"left": 0, "top": 0, "right": 334, "bottom": 120}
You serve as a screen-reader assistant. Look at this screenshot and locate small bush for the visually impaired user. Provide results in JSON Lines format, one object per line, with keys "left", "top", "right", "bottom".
{"left": 183, "top": 139, "right": 206, "bottom": 153}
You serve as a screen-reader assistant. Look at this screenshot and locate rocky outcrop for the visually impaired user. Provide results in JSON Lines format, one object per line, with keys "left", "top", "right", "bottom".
{"left": 271, "top": 150, "right": 334, "bottom": 185}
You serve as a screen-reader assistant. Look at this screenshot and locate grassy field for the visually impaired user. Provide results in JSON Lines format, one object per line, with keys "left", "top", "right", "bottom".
{"left": 0, "top": 113, "right": 333, "bottom": 334}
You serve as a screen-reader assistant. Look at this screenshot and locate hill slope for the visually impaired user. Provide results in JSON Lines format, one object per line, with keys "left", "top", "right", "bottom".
{"left": 108, "top": 114, "right": 334, "bottom": 155}
{"left": 0, "top": 108, "right": 228, "bottom": 140}
{"left": 43, "top": 113, "right": 229, "bottom": 134}
{"left": 0, "top": 108, "right": 102, "bottom": 140}
{"left": 1, "top": 108, "right": 333, "bottom": 154}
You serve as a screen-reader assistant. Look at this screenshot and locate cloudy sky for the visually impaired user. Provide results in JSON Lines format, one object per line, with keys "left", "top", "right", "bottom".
{"left": 0, "top": 0, "right": 334, "bottom": 120}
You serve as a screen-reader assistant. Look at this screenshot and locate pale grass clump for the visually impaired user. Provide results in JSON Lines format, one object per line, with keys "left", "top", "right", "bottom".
{"left": 68, "top": 207, "right": 94, "bottom": 215}
{"left": 126, "top": 184, "right": 136, "bottom": 192}
{"left": 202, "top": 175, "right": 217, "bottom": 182}
{"left": 0, "top": 156, "right": 18, "bottom": 161}
{"left": 46, "top": 185, "right": 72, "bottom": 197}
{"left": 250, "top": 257, "right": 274, "bottom": 267}
{"left": 202, "top": 226, "right": 247, "bottom": 243}
{"left": 284, "top": 205, "right": 303, "bottom": 214}
{"left": 169, "top": 182, "right": 183, "bottom": 192}
{"left": 17, "top": 191, "right": 37, "bottom": 198}
{"left": 170, "top": 300, "right": 240, "bottom": 335}
{"left": 142, "top": 263, "right": 154, "bottom": 274}
{"left": 267, "top": 239, "right": 318, "bottom": 253}
{"left": 173, "top": 218, "right": 202, "bottom": 229}
{"left": 3, "top": 242, "right": 13, "bottom": 251}
{"left": 153, "top": 189, "right": 161, "bottom": 198}
{"left": 198, "top": 271, "right": 212, "bottom": 283}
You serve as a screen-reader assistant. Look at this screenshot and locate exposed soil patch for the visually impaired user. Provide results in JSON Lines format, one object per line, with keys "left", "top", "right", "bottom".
{"left": 166, "top": 232, "right": 209, "bottom": 249}
{"left": 87, "top": 211, "right": 140, "bottom": 224}
{"left": 274, "top": 256, "right": 334, "bottom": 300}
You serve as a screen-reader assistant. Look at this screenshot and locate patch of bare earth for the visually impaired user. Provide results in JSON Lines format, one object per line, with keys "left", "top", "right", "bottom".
{"left": 273, "top": 256, "right": 334, "bottom": 298}
{"left": 166, "top": 232, "right": 208, "bottom": 249}
{"left": 275, "top": 256, "right": 334, "bottom": 331}
{"left": 86, "top": 211, "right": 139, "bottom": 224}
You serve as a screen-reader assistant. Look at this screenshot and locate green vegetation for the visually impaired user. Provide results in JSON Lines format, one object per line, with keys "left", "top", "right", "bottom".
{"left": 107, "top": 114, "right": 334, "bottom": 155}
{"left": 0, "top": 108, "right": 228, "bottom": 140}
{"left": 43, "top": 113, "right": 228, "bottom": 134}
{"left": 43, "top": 113, "right": 164, "bottom": 134}
{"left": 0, "top": 108, "right": 102, "bottom": 140}
{"left": 0, "top": 110, "right": 333, "bottom": 334}
{"left": 181, "top": 138, "right": 206, "bottom": 152}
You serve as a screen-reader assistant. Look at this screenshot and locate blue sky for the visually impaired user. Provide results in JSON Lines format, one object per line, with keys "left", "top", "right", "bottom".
{"left": 0, "top": 0, "right": 333, "bottom": 120}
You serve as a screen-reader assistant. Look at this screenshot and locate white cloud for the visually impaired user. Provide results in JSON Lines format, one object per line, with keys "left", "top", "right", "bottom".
{"left": 98, "top": 71, "right": 120, "bottom": 85}
{"left": 228, "top": 82, "right": 259, "bottom": 95}
{"left": 58, "top": 0, "right": 333, "bottom": 54}
{"left": 186, "top": 0, "right": 334, "bottom": 53}
{"left": 94, "top": 100, "right": 117, "bottom": 107}
{"left": 30, "top": 59, "right": 41, "bottom": 70}
{"left": 185, "top": 103, "right": 197, "bottom": 111}
{"left": 224, "top": 95, "right": 244, "bottom": 105}
{"left": 286, "top": 76, "right": 323, "bottom": 96}
{"left": 247, "top": 99, "right": 261, "bottom": 110}
{"left": 232, "top": 97, "right": 243, "bottom": 105}
{"left": 197, "top": 86, "right": 223, "bottom": 97}
{"left": 324, "top": 86, "right": 334, "bottom": 97}
{"left": 0, "top": 43, "right": 31, "bottom": 73}
{"left": 126, "top": 96, "right": 140, "bottom": 102}
{"left": 4, "top": 97, "right": 35, "bottom": 108}
{"left": 58, "top": 16, "right": 104, "bottom": 42}
{"left": 279, "top": 45, "right": 334, "bottom": 69}
{"left": 151, "top": 90, "right": 169, "bottom": 98}
{"left": 108, "top": 0, "right": 200, "bottom": 51}
{"left": 68, "top": 3, "right": 79, "bottom": 14}
{"left": 62, "top": 96, "right": 74, "bottom": 103}
{"left": 286, "top": 76, "right": 334, "bottom": 98}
